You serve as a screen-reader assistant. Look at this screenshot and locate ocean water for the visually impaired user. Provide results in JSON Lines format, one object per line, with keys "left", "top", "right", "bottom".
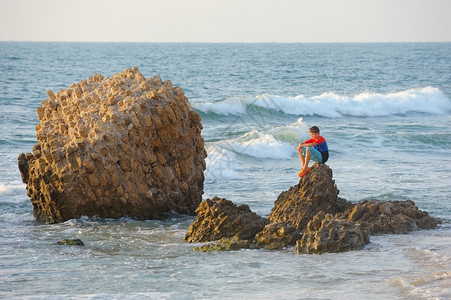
{"left": 1, "top": 42, "right": 450, "bottom": 299}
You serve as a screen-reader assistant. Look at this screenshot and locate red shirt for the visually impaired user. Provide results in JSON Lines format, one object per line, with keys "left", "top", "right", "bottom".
{"left": 304, "top": 136, "right": 326, "bottom": 145}
{"left": 304, "top": 136, "right": 328, "bottom": 153}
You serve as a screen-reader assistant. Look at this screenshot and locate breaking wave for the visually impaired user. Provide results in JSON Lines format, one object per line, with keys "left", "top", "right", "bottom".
{"left": 194, "top": 87, "right": 451, "bottom": 118}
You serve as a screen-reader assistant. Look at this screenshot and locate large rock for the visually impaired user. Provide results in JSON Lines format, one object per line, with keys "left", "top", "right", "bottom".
{"left": 268, "top": 163, "right": 339, "bottom": 231}
{"left": 296, "top": 212, "right": 370, "bottom": 254}
{"left": 18, "top": 67, "right": 206, "bottom": 223}
{"left": 342, "top": 199, "right": 441, "bottom": 234}
{"left": 184, "top": 196, "right": 269, "bottom": 243}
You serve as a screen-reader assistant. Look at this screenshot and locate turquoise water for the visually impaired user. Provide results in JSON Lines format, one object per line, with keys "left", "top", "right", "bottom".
{"left": 1, "top": 42, "right": 450, "bottom": 299}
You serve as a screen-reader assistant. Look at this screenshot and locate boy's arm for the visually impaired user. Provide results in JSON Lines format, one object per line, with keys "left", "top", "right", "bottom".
{"left": 299, "top": 138, "right": 318, "bottom": 148}
{"left": 298, "top": 142, "right": 318, "bottom": 147}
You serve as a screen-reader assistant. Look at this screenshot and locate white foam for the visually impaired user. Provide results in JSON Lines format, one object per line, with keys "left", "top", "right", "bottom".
{"left": 0, "top": 183, "right": 13, "bottom": 195}
{"left": 194, "top": 87, "right": 451, "bottom": 118}
{"left": 219, "top": 130, "right": 295, "bottom": 160}
{"left": 0, "top": 211, "right": 34, "bottom": 224}
{"left": 194, "top": 96, "right": 247, "bottom": 115}
{"left": 0, "top": 182, "right": 28, "bottom": 204}
{"left": 270, "top": 117, "right": 309, "bottom": 144}
{"left": 205, "top": 145, "right": 244, "bottom": 181}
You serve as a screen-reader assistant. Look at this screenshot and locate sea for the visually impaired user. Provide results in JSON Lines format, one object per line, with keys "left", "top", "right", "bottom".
{"left": 0, "top": 42, "right": 450, "bottom": 299}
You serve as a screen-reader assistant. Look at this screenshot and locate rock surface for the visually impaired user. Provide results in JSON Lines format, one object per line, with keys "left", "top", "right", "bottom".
{"left": 251, "top": 222, "right": 300, "bottom": 250}
{"left": 342, "top": 199, "right": 440, "bottom": 234}
{"left": 184, "top": 163, "right": 440, "bottom": 254}
{"left": 18, "top": 67, "right": 206, "bottom": 223}
{"left": 268, "top": 163, "right": 339, "bottom": 231}
{"left": 193, "top": 237, "right": 251, "bottom": 252}
{"left": 296, "top": 212, "right": 370, "bottom": 254}
{"left": 55, "top": 239, "right": 85, "bottom": 246}
{"left": 184, "top": 196, "right": 269, "bottom": 243}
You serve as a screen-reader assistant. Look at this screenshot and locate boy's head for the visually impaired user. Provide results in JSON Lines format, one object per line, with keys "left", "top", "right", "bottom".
{"left": 309, "top": 126, "right": 320, "bottom": 134}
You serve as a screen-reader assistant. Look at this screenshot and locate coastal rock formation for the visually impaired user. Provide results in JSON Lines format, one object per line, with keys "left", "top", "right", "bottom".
{"left": 296, "top": 212, "right": 370, "bottom": 254}
{"left": 251, "top": 222, "right": 300, "bottom": 250}
{"left": 342, "top": 199, "right": 440, "bottom": 234}
{"left": 184, "top": 163, "right": 440, "bottom": 254}
{"left": 268, "top": 163, "right": 339, "bottom": 231}
{"left": 184, "top": 196, "right": 269, "bottom": 243}
{"left": 18, "top": 67, "right": 206, "bottom": 223}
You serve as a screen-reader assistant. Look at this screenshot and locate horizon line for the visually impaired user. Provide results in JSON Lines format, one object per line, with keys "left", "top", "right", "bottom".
{"left": 1, "top": 40, "right": 450, "bottom": 44}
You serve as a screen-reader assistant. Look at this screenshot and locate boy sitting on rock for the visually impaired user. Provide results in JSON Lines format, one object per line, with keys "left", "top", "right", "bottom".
{"left": 296, "top": 126, "right": 329, "bottom": 177}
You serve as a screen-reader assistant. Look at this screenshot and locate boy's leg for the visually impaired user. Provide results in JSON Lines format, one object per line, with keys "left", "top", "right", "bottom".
{"left": 299, "top": 147, "right": 324, "bottom": 177}
{"left": 297, "top": 145, "right": 305, "bottom": 168}
{"left": 303, "top": 147, "right": 311, "bottom": 170}
{"left": 308, "top": 147, "right": 323, "bottom": 164}
{"left": 298, "top": 147, "right": 312, "bottom": 177}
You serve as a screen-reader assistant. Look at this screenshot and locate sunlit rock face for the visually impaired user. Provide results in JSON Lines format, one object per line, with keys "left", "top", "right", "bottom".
{"left": 18, "top": 67, "right": 206, "bottom": 223}
{"left": 268, "top": 163, "right": 339, "bottom": 231}
{"left": 296, "top": 212, "right": 370, "bottom": 254}
{"left": 184, "top": 196, "right": 269, "bottom": 243}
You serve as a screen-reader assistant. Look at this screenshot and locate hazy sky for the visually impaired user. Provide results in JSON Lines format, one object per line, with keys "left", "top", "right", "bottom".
{"left": 0, "top": 0, "right": 450, "bottom": 42}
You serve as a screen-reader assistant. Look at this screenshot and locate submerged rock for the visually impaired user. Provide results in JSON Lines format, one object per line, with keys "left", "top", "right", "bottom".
{"left": 18, "top": 67, "right": 206, "bottom": 223}
{"left": 268, "top": 163, "right": 339, "bottom": 231}
{"left": 55, "top": 239, "right": 85, "bottom": 246}
{"left": 184, "top": 196, "right": 269, "bottom": 243}
{"left": 193, "top": 237, "right": 251, "bottom": 252}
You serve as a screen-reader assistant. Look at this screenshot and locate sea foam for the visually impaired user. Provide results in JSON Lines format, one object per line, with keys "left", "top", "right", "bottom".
{"left": 218, "top": 130, "right": 295, "bottom": 160}
{"left": 194, "top": 87, "right": 451, "bottom": 118}
{"left": 205, "top": 145, "right": 244, "bottom": 181}
{"left": 0, "top": 182, "right": 26, "bottom": 199}
{"left": 207, "top": 118, "right": 308, "bottom": 163}
{"left": 0, "top": 183, "right": 13, "bottom": 195}
{"left": 270, "top": 118, "right": 309, "bottom": 144}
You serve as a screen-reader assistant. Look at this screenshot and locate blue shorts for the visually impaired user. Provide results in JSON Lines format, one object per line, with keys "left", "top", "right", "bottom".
{"left": 302, "top": 147, "right": 323, "bottom": 163}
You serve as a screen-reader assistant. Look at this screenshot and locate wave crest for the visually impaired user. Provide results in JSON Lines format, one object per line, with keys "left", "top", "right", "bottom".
{"left": 194, "top": 87, "right": 451, "bottom": 118}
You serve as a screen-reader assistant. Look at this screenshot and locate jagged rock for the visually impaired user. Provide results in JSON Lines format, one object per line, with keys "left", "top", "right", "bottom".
{"left": 251, "top": 222, "right": 300, "bottom": 250}
{"left": 268, "top": 163, "right": 339, "bottom": 231}
{"left": 335, "top": 197, "right": 354, "bottom": 216}
{"left": 296, "top": 212, "right": 370, "bottom": 254}
{"left": 193, "top": 237, "right": 251, "bottom": 252}
{"left": 183, "top": 165, "right": 440, "bottom": 255}
{"left": 18, "top": 67, "right": 206, "bottom": 223}
{"left": 184, "top": 196, "right": 269, "bottom": 243}
{"left": 341, "top": 199, "right": 441, "bottom": 234}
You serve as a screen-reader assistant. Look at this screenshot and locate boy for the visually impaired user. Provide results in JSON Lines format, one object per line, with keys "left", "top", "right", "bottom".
{"left": 296, "top": 126, "right": 329, "bottom": 177}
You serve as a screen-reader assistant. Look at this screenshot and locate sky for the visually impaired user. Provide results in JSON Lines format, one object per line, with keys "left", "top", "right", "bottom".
{"left": 0, "top": 0, "right": 450, "bottom": 43}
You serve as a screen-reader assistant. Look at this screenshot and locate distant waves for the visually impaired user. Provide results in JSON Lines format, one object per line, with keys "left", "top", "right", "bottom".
{"left": 193, "top": 87, "right": 451, "bottom": 118}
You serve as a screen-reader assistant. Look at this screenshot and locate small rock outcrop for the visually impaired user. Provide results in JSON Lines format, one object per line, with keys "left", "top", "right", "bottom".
{"left": 268, "top": 164, "right": 338, "bottom": 231}
{"left": 18, "top": 67, "right": 206, "bottom": 223}
{"left": 184, "top": 196, "right": 269, "bottom": 243}
{"left": 55, "top": 239, "right": 85, "bottom": 246}
{"left": 251, "top": 222, "right": 300, "bottom": 250}
{"left": 342, "top": 199, "right": 440, "bottom": 234}
{"left": 296, "top": 212, "right": 370, "bottom": 254}
{"left": 193, "top": 237, "right": 251, "bottom": 252}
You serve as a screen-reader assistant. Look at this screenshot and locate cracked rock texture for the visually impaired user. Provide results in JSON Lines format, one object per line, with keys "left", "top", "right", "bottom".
{"left": 18, "top": 67, "right": 206, "bottom": 223}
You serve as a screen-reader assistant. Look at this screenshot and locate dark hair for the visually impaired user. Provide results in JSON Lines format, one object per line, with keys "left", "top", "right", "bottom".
{"left": 309, "top": 126, "right": 320, "bottom": 133}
